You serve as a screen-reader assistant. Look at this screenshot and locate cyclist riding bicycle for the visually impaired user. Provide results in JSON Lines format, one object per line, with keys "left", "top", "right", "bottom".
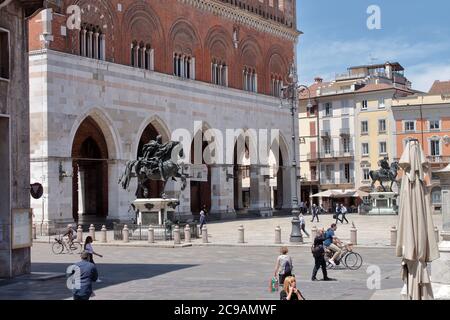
{"left": 62, "top": 224, "right": 76, "bottom": 254}
{"left": 323, "top": 223, "right": 342, "bottom": 267}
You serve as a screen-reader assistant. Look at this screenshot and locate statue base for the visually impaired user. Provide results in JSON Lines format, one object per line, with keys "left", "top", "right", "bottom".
{"left": 431, "top": 232, "right": 450, "bottom": 300}
{"left": 367, "top": 192, "right": 398, "bottom": 215}
{"left": 133, "top": 198, "right": 180, "bottom": 226}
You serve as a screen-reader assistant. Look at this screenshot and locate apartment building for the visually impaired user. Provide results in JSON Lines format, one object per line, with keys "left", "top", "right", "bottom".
{"left": 392, "top": 80, "right": 450, "bottom": 212}
{"left": 299, "top": 62, "right": 415, "bottom": 211}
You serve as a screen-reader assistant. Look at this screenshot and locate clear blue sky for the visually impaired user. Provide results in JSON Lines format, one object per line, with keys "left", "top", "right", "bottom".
{"left": 296, "top": 0, "right": 450, "bottom": 91}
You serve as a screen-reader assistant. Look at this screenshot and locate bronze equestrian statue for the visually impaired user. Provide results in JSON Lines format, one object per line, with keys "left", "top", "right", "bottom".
{"left": 119, "top": 135, "right": 188, "bottom": 199}
{"left": 369, "top": 157, "right": 399, "bottom": 192}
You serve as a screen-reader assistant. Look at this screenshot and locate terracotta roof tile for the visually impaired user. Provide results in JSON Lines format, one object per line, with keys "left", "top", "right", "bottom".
{"left": 428, "top": 80, "right": 450, "bottom": 95}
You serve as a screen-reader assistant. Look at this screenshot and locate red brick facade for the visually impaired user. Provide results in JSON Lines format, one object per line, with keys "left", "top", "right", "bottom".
{"left": 28, "top": 0, "right": 298, "bottom": 96}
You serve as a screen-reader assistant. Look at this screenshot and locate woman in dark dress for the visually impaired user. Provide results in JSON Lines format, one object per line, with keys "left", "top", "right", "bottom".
{"left": 280, "top": 276, "right": 305, "bottom": 300}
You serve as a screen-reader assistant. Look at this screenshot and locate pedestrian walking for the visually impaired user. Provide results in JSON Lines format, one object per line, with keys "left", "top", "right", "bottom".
{"left": 311, "top": 229, "right": 335, "bottom": 281}
{"left": 84, "top": 236, "right": 103, "bottom": 282}
{"left": 199, "top": 206, "right": 207, "bottom": 234}
{"left": 70, "top": 251, "right": 98, "bottom": 300}
{"left": 340, "top": 204, "right": 349, "bottom": 224}
{"left": 84, "top": 236, "right": 103, "bottom": 264}
{"left": 299, "top": 213, "right": 310, "bottom": 237}
{"left": 310, "top": 204, "right": 320, "bottom": 222}
{"left": 274, "top": 246, "right": 293, "bottom": 286}
{"left": 335, "top": 203, "right": 342, "bottom": 224}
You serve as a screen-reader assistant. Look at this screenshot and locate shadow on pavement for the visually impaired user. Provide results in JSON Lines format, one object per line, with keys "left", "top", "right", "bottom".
{"left": 0, "top": 262, "right": 197, "bottom": 300}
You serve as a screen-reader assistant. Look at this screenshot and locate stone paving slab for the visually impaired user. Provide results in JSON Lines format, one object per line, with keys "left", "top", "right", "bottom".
{"left": 0, "top": 244, "right": 405, "bottom": 300}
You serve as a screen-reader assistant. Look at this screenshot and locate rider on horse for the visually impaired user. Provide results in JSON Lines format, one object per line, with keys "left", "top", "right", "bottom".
{"left": 379, "top": 157, "right": 390, "bottom": 179}
{"left": 141, "top": 135, "right": 166, "bottom": 181}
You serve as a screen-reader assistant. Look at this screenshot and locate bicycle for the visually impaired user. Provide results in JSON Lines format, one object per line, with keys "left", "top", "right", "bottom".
{"left": 52, "top": 235, "right": 82, "bottom": 254}
{"left": 325, "top": 243, "right": 363, "bottom": 270}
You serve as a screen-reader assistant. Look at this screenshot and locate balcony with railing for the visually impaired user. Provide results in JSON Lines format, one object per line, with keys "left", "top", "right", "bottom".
{"left": 339, "top": 128, "right": 350, "bottom": 136}
{"left": 300, "top": 172, "right": 319, "bottom": 183}
{"left": 316, "top": 150, "right": 355, "bottom": 160}
{"left": 427, "top": 156, "right": 450, "bottom": 164}
{"left": 320, "top": 177, "right": 355, "bottom": 186}
{"left": 320, "top": 130, "right": 331, "bottom": 138}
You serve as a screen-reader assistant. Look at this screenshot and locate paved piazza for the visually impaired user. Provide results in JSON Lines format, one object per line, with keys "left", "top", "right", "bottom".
{"left": 204, "top": 213, "right": 442, "bottom": 247}
{"left": 0, "top": 243, "right": 403, "bottom": 300}
{"left": 1, "top": 214, "right": 443, "bottom": 300}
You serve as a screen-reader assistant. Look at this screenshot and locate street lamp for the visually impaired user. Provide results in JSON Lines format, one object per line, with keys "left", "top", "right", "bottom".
{"left": 279, "top": 62, "right": 312, "bottom": 243}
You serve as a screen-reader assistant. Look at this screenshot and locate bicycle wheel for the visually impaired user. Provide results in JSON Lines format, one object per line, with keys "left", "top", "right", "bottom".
{"left": 71, "top": 242, "right": 82, "bottom": 254}
{"left": 345, "top": 252, "right": 363, "bottom": 270}
{"left": 52, "top": 241, "right": 64, "bottom": 254}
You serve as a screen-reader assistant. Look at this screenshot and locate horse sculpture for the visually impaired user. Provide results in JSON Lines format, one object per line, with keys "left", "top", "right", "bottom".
{"left": 369, "top": 160, "right": 400, "bottom": 192}
{"left": 119, "top": 137, "right": 188, "bottom": 199}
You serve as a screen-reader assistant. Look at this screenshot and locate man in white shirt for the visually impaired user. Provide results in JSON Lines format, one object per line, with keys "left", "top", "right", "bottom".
{"left": 340, "top": 204, "right": 349, "bottom": 224}
{"left": 299, "top": 213, "right": 310, "bottom": 237}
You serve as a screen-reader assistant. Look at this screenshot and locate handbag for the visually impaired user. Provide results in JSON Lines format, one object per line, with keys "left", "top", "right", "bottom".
{"left": 269, "top": 276, "right": 279, "bottom": 292}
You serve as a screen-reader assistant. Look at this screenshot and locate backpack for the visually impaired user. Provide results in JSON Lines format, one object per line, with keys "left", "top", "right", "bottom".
{"left": 280, "top": 256, "right": 292, "bottom": 275}
{"left": 311, "top": 244, "right": 323, "bottom": 258}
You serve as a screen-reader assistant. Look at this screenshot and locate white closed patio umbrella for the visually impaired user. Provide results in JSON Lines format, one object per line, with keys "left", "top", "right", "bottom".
{"left": 396, "top": 139, "right": 439, "bottom": 300}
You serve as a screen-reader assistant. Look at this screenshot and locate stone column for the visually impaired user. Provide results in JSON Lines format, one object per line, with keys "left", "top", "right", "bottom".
{"left": 100, "top": 34, "right": 106, "bottom": 60}
{"left": 431, "top": 164, "right": 450, "bottom": 299}
{"left": 134, "top": 45, "right": 140, "bottom": 68}
{"left": 87, "top": 31, "right": 93, "bottom": 58}
{"left": 249, "top": 165, "right": 271, "bottom": 216}
{"left": 141, "top": 47, "right": 146, "bottom": 69}
{"left": 80, "top": 29, "right": 87, "bottom": 56}
{"left": 93, "top": 32, "right": 99, "bottom": 59}
{"left": 210, "top": 165, "right": 235, "bottom": 219}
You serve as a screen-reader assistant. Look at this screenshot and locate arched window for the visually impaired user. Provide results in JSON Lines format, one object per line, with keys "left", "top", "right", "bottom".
{"left": 79, "top": 24, "right": 105, "bottom": 61}
{"left": 173, "top": 53, "right": 194, "bottom": 79}
{"left": 131, "top": 41, "right": 154, "bottom": 70}
{"left": 270, "top": 74, "right": 283, "bottom": 97}
{"left": 243, "top": 66, "right": 257, "bottom": 93}
{"left": 211, "top": 59, "right": 228, "bottom": 87}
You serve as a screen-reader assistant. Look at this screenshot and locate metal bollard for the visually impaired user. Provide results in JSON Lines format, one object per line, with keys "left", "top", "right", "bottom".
{"left": 350, "top": 227, "right": 357, "bottom": 245}
{"left": 274, "top": 226, "right": 281, "bottom": 244}
{"left": 238, "top": 225, "right": 245, "bottom": 243}
{"left": 174, "top": 225, "right": 181, "bottom": 244}
{"left": 123, "top": 225, "right": 129, "bottom": 243}
{"left": 89, "top": 224, "right": 95, "bottom": 241}
{"left": 435, "top": 227, "right": 440, "bottom": 243}
{"left": 32, "top": 223, "right": 37, "bottom": 240}
{"left": 390, "top": 226, "right": 397, "bottom": 246}
{"left": 184, "top": 224, "right": 191, "bottom": 243}
{"left": 100, "top": 225, "right": 107, "bottom": 243}
{"left": 202, "top": 225, "right": 208, "bottom": 243}
{"left": 311, "top": 225, "right": 318, "bottom": 240}
{"left": 148, "top": 226, "right": 154, "bottom": 243}
{"left": 77, "top": 225, "right": 83, "bottom": 243}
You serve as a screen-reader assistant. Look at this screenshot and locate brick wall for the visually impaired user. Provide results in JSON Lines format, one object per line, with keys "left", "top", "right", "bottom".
{"left": 28, "top": 0, "right": 297, "bottom": 95}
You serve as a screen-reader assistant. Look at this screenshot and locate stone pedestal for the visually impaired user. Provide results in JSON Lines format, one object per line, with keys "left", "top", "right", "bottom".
{"left": 431, "top": 164, "right": 450, "bottom": 299}
{"left": 367, "top": 192, "right": 398, "bottom": 215}
{"left": 432, "top": 232, "right": 450, "bottom": 299}
{"left": 133, "top": 198, "right": 179, "bottom": 226}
